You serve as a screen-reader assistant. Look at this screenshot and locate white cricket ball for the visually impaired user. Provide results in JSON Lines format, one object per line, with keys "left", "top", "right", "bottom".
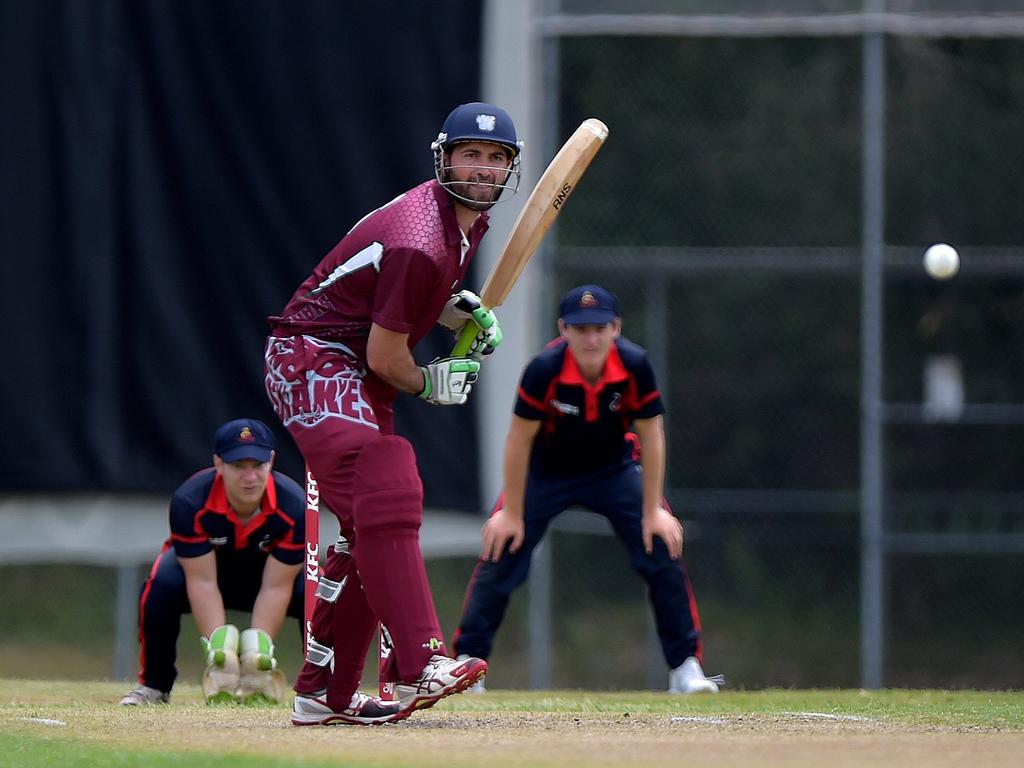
{"left": 923, "top": 243, "right": 959, "bottom": 280}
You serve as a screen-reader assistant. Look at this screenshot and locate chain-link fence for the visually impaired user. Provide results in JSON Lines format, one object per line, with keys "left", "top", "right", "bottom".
{"left": 521, "top": 1, "right": 1024, "bottom": 690}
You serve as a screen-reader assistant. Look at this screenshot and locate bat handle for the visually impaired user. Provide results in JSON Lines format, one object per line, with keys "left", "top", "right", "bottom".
{"left": 450, "top": 322, "right": 477, "bottom": 357}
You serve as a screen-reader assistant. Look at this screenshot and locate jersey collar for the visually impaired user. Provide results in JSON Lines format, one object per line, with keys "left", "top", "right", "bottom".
{"left": 560, "top": 341, "right": 628, "bottom": 389}
{"left": 431, "top": 180, "right": 489, "bottom": 246}
{"left": 208, "top": 472, "right": 277, "bottom": 526}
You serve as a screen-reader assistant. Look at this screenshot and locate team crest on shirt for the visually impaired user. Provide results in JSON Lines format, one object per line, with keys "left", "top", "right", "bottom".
{"left": 476, "top": 113, "right": 496, "bottom": 132}
{"left": 208, "top": 536, "right": 228, "bottom": 546}
{"left": 550, "top": 399, "right": 579, "bottom": 416}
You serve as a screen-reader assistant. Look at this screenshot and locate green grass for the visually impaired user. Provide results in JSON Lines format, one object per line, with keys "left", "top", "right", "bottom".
{"left": 2, "top": 678, "right": 1023, "bottom": 768}
{"left": 5, "top": 679, "right": 1022, "bottom": 726}
{"left": 1, "top": 733, "right": 338, "bottom": 768}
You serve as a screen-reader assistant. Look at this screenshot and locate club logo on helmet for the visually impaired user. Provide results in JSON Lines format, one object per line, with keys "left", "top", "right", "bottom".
{"left": 579, "top": 291, "right": 598, "bottom": 308}
{"left": 475, "top": 113, "right": 496, "bottom": 132}
{"left": 239, "top": 427, "right": 255, "bottom": 442}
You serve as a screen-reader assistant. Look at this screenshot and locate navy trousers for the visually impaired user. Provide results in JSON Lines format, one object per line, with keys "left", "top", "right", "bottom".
{"left": 135, "top": 545, "right": 304, "bottom": 692}
{"left": 454, "top": 461, "right": 704, "bottom": 670}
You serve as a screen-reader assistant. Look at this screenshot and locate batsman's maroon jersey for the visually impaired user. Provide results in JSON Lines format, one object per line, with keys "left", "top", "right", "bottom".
{"left": 268, "top": 179, "right": 487, "bottom": 403}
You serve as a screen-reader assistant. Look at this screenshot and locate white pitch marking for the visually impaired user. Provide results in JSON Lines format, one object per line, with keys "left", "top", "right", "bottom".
{"left": 781, "top": 711, "right": 871, "bottom": 721}
{"left": 21, "top": 717, "right": 67, "bottom": 726}
{"left": 671, "top": 716, "right": 727, "bottom": 724}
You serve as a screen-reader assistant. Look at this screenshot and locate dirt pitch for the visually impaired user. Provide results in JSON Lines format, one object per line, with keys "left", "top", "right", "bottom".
{"left": 4, "top": 681, "right": 1023, "bottom": 768}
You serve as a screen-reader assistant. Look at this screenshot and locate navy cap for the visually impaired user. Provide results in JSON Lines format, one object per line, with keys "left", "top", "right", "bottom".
{"left": 559, "top": 284, "right": 620, "bottom": 326}
{"left": 213, "top": 418, "right": 275, "bottom": 463}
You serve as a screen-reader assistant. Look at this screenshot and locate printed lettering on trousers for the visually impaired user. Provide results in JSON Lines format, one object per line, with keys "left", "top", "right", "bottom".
{"left": 265, "top": 337, "right": 379, "bottom": 430}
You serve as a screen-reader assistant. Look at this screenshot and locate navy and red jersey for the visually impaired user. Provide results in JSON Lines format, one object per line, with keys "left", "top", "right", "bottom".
{"left": 267, "top": 180, "right": 487, "bottom": 388}
{"left": 168, "top": 468, "right": 306, "bottom": 565}
{"left": 514, "top": 336, "right": 665, "bottom": 476}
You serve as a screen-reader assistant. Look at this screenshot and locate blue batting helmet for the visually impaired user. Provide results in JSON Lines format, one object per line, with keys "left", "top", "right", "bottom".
{"left": 432, "top": 102, "right": 523, "bottom": 210}
{"left": 434, "top": 102, "right": 522, "bottom": 158}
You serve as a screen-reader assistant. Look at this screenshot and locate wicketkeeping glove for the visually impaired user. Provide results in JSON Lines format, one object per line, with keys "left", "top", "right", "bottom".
{"left": 237, "top": 627, "right": 286, "bottom": 705}
{"left": 200, "top": 624, "right": 240, "bottom": 704}
{"left": 239, "top": 627, "right": 277, "bottom": 672}
{"left": 201, "top": 623, "right": 240, "bottom": 667}
{"left": 418, "top": 357, "right": 480, "bottom": 405}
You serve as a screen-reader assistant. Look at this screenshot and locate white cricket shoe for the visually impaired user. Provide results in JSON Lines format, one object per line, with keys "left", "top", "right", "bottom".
{"left": 668, "top": 657, "right": 724, "bottom": 694}
{"left": 291, "top": 690, "right": 407, "bottom": 726}
{"left": 396, "top": 654, "right": 488, "bottom": 712}
{"left": 456, "top": 654, "right": 487, "bottom": 693}
{"left": 120, "top": 685, "right": 170, "bottom": 706}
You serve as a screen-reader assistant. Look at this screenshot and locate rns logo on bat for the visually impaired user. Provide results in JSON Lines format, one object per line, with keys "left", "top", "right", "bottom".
{"left": 552, "top": 183, "right": 572, "bottom": 210}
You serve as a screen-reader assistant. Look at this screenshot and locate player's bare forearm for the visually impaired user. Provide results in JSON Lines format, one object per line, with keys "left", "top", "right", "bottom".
{"left": 179, "top": 552, "right": 226, "bottom": 637}
{"left": 482, "top": 416, "right": 540, "bottom": 561}
{"left": 634, "top": 416, "right": 683, "bottom": 558}
{"left": 501, "top": 416, "right": 541, "bottom": 519}
{"left": 634, "top": 415, "right": 667, "bottom": 517}
{"left": 251, "top": 558, "right": 302, "bottom": 637}
{"left": 366, "top": 323, "right": 426, "bottom": 395}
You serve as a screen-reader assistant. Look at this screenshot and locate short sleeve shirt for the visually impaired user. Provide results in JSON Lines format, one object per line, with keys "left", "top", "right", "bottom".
{"left": 514, "top": 336, "right": 665, "bottom": 476}
{"left": 268, "top": 180, "right": 488, "bottom": 366}
{"left": 168, "top": 468, "right": 306, "bottom": 565}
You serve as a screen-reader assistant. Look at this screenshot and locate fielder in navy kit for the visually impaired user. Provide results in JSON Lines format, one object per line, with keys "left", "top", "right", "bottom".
{"left": 453, "top": 285, "right": 723, "bottom": 694}
{"left": 120, "top": 419, "right": 306, "bottom": 706}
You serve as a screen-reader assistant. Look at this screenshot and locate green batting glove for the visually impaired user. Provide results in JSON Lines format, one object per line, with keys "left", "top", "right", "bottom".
{"left": 418, "top": 357, "right": 480, "bottom": 405}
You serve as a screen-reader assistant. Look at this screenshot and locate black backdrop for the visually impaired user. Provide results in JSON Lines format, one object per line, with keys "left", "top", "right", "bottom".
{"left": 1, "top": 1, "right": 485, "bottom": 509}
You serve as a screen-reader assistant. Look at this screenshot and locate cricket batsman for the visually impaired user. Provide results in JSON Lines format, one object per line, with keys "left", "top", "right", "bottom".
{"left": 264, "top": 102, "right": 521, "bottom": 725}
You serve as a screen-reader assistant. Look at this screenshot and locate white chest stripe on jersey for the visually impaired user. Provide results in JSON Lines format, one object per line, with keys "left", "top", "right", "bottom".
{"left": 309, "top": 241, "right": 384, "bottom": 296}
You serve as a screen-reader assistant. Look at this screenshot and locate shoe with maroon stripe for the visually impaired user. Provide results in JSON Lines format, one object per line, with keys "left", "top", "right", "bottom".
{"left": 395, "top": 654, "right": 488, "bottom": 712}
{"left": 291, "top": 690, "right": 407, "bottom": 726}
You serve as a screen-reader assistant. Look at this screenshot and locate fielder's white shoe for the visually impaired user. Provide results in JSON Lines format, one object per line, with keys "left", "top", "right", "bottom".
{"left": 668, "top": 657, "right": 724, "bottom": 694}
{"left": 396, "top": 654, "right": 488, "bottom": 712}
{"left": 291, "top": 690, "right": 407, "bottom": 726}
{"left": 456, "top": 654, "right": 487, "bottom": 693}
{"left": 120, "top": 685, "right": 170, "bottom": 706}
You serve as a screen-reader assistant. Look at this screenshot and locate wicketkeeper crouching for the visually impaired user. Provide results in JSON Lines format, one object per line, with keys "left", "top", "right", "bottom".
{"left": 120, "top": 418, "right": 305, "bottom": 706}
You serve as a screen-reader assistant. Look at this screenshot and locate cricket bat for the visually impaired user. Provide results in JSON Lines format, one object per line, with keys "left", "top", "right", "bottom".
{"left": 451, "top": 118, "right": 609, "bottom": 356}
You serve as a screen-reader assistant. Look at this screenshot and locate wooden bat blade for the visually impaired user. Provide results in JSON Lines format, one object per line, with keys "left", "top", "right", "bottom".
{"left": 480, "top": 117, "right": 608, "bottom": 309}
{"left": 452, "top": 118, "right": 608, "bottom": 356}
